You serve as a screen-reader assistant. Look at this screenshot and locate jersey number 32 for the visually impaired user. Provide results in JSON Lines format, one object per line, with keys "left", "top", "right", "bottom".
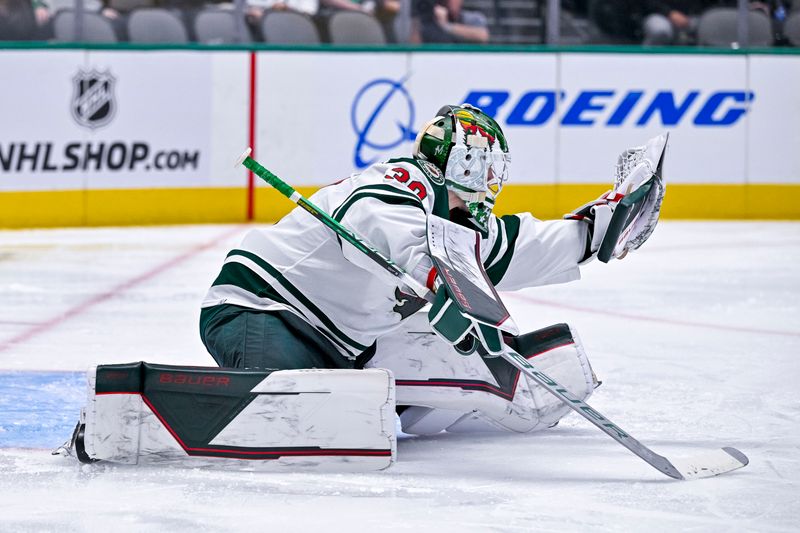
{"left": 385, "top": 167, "right": 427, "bottom": 200}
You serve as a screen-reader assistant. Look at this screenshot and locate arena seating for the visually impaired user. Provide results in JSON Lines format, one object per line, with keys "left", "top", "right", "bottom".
{"left": 52, "top": 9, "right": 118, "bottom": 42}
{"left": 108, "top": 0, "right": 155, "bottom": 12}
{"left": 47, "top": 0, "right": 102, "bottom": 10}
{"left": 261, "top": 11, "right": 321, "bottom": 44}
{"left": 697, "top": 7, "right": 773, "bottom": 47}
{"left": 784, "top": 10, "right": 800, "bottom": 46}
{"left": 127, "top": 8, "right": 189, "bottom": 44}
{"left": 39, "top": 2, "right": 800, "bottom": 48}
{"left": 327, "top": 11, "right": 387, "bottom": 44}
{"left": 194, "top": 8, "right": 251, "bottom": 44}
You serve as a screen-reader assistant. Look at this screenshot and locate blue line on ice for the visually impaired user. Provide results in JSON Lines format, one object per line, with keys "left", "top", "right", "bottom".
{"left": 0, "top": 371, "right": 85, "bottom": 449}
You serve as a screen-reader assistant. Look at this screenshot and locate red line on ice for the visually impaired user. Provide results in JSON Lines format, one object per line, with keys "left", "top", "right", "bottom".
{"left": 504, "top": 292, "right": 800, "bottom": 338}
{"left": 0, "top": 225, "right": 248, "bottom": 354}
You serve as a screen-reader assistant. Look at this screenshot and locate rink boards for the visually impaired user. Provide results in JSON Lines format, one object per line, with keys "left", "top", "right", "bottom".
{"left": 0, "top": 46, "right": 798, "bottom": 227}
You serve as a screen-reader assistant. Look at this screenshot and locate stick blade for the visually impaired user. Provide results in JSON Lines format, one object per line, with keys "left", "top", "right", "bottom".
{"left": 669, "top": 447, "right": 749, "bottom": 480}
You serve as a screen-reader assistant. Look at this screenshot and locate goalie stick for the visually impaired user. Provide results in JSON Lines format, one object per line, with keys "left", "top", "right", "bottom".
{"left": 237, "top": 149, "right": 748, "bottom": 481}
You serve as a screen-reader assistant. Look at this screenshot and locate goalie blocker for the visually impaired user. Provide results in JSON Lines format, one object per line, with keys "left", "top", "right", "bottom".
{"left": 58, "top": 363, "right": 396, "bottom": 471}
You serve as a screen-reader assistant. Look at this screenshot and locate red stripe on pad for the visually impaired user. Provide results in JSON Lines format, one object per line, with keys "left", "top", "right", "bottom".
{"left": 98, "top": 392, "right": 391, "bottom": 459}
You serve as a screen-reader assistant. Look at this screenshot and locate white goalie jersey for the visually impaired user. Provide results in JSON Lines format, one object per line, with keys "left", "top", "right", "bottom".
{"left": 202, "top": 157, "right": 588, "bottom": 365}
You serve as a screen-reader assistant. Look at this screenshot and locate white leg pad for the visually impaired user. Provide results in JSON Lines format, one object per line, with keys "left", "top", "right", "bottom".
{"left": 83, "top": 363, "right": 396, "bottom": 471}
{"left": 371, "top": 314, "right": 596, "bottom": 434}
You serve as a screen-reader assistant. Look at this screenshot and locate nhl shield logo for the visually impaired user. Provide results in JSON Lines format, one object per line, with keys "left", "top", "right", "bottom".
{"left": 71, "top": 69, "right": 116, "bottom": 130}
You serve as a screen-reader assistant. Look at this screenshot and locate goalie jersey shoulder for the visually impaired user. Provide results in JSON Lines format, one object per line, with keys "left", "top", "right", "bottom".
{"left": 351, "top": 158, "right": 450, "bottom": 219}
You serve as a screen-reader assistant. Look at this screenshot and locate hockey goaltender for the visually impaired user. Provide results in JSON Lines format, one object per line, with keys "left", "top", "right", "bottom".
{"left": 57, "top": 104, "right": 668, "bottom": 472}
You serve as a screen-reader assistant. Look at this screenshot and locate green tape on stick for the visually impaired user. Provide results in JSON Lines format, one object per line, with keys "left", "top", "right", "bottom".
{"left": 241, "top": 157, "right": 297, "bottom": 200}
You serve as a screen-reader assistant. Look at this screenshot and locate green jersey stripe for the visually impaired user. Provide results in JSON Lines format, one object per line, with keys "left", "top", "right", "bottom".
{"left": 484, "top": 216, "right": 506, "bottom": 268}
{"left": 334, "top": 192, "right": 425, "bottom": 223}
{"left": 486, "top": 215, "right": 522, "bottom": 285}
{"left": 225, "top": 250, "right": 371, "bottom": 353}
{"left": 331, "top": 184, "right": 423, "bottom": 221}
{"left": 212, "top": 261, "right": 357, "bottom": 356}
{"left": 212, "top": 259, "right": 281, "bottom": 299}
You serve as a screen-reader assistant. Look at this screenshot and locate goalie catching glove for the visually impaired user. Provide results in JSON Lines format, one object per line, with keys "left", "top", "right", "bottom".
{"left": 566, "top": 133, "right": 668, "bottom": 264}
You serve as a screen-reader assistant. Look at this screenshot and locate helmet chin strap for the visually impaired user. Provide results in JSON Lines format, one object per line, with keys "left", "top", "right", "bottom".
{"left": 454, "top": 189, "right": 486, "bottom": 204}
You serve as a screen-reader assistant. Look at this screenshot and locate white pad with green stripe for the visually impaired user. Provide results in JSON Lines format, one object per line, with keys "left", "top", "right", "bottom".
{"left": 81, "top": 365, "right": 396, "bottom": 471}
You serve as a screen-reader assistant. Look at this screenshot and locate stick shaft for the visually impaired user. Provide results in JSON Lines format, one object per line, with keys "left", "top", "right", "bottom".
{"left": 498, "top": 348, "right": 682, "bottom": 478}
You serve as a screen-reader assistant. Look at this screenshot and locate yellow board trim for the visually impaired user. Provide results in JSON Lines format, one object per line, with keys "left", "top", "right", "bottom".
{"left": 253, "top": 186, "right": 320, "bottom": 223}
{"left": 86, "top": 188, "right": 250, "bottom": 226}
{"left": 0, "top": 189, "right": 86, "bottom": 228}
{"left": 496, "top": 184, "right": 800, "bottom": 220}
{"left": 1, "top": 184, "right": 799, "bottom": 229}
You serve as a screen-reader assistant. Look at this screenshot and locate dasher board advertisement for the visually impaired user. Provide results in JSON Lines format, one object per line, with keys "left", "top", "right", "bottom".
{"left": 0, "top": 50, "right": 248, "bottom": 192}
{"left": 257, "top": 51, "right": 798, "bottom": 186}
{"left": 257, "top": 52, "right": 558, "bottom": 186}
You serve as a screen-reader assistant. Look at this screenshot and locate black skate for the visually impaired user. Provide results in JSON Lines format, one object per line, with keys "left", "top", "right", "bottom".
{"left": 52, "top": 421, "right": 98, "bottom": 464}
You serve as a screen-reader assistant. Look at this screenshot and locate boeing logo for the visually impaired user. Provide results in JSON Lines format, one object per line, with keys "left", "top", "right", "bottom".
{"left": 351, "top": 78, "right": 755, "bottom": 169}
{"left": 351, "top": 77, "right": 416, "bottom": 169}
{"left": 464, "top": 90, "right": 755, "bottom": 127}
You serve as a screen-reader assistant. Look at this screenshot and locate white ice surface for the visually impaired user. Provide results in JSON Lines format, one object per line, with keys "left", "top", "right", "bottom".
{"left": 0, "top": 222, "right": 798, "bottom": 532}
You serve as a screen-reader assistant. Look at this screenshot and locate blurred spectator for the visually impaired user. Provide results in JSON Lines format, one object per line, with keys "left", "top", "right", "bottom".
{"left": 319, "top": 0, "right": 401, "bottom": 39}
{"left": 588, "top": 1, "right": 718, "bottom": 44}
{"left": 246, "top": 0, "right": 319, "bottom": 18}
{"left": 562, "top": 0, "right": 588, "bottom": 16}
{"left": 97, "top": 1, "right": 129, "bottom": 37}
{"left": 754, "top": 0, "right": 794, "bottom": 45}
{"left": 642, "top": 0, "right": 724, "bottom": 45}
{"left": 411, "top": 0, "right": 488, "bottom": 43}
{"left": 32, "top": 0, "right": 49, "bottom": 24}
{"left": 320, "top": 0, "right": 399, "bottom": 18}
{"left": 99, "top": 0, "right": 227, "bottom": 39}
{"left": 589, "top": 0, "right": 794, "bottom": 45}
{"left": 0, "top": 0, "right": 51, "bottom": 40}
{"left": 244, "top": 0, "right": 319, "bottom": 40}
{"left": 749, "top": 0, "right": 792, "bottom": 17}
{"left": 374, "top": 0, "right": 401, "bottom": 29}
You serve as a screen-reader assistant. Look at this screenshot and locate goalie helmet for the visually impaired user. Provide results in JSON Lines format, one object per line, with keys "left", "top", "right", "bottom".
{"left": 413, "top": 104, "right": 510, "bottom": 232}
